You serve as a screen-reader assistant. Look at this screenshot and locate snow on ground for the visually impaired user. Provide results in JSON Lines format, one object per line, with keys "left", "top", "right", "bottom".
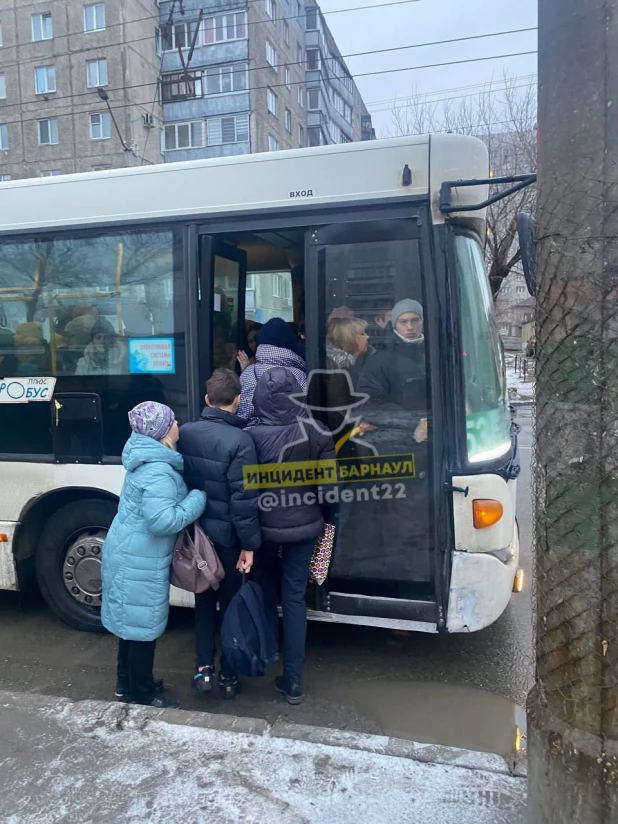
{"left": 0, "top": 694, "right": 527, "bottom": 824}
{"left": 505, "top": 355, "right": 535, "bottom": 402}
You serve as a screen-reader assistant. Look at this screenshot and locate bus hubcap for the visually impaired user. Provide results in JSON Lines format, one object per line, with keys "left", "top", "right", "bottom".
{"left": 62, "top": 530, "right": 105, "bottom": 607}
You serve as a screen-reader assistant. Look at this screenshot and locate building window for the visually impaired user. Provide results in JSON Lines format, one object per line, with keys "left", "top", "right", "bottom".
{"left": 308, "top": 126, "right": 321, "bottom": 146}
{"left": 285, "top": 67, "right": 291, "bottom": 89}
{"left": 164, "top": 120, "right": 204, "bottom": 150}
{"left": 268, "top": 135, "right": 279, "bottom": 152}
{"left": 0, "top": 175, "right": 11, "bottom": 182}
{"left": 296, "top": 42, "right": 302, "bottom": 65}
{"left": 201, "top": 11, "right": 247, "bottom": 44}
{"left": 306, "top": 49, "right": 320, "bottom": 71}
{"left": 0, "top": 124, "right": 8, "bottom": 150}
{"left": 34, "top": 66, "right": 56, "bottom": 95}
{"left": 298, "top": 124, "right": 304, "bottom": 147}
{"left": 89, "top": 112, "right": 111, "bottom": 140}
{"left": 285, "top": 108, "right": 291, "bottom": 132}
{"left": 32, "top": 13, "right": 53, "bottom": 41}
{"left": 265, "top": 0, "right": 275, "bottom": 18}
{"left": 308, "top": 89, "right": 319, "bottom": 110}
{"left": 0, "top": 74, "right": 5, "bottom": 100}
{"left": 0, "top": 22, "right": 3, "bottom": 47}
{"left": 205, "top": 113, "right": 250, "bottom": 146}
{"left": 306, "top": 8, "right": 318, "bottom": 29}
{"left": 266, "top": 41, "right": 277, "bottom": 70}
{"left": 86, "top": 58, "right": 108, "bottom": 88}
{"left": 297, "top": 86, "right": 304, "bottom": 108}
{"left": 84, "top": 4, "right": 105, "bottom": 32}
{"left": 93, "top": 164, "right": 112, "bottom": 171}
{"left": 333, "top": 91, "right": 352, "bottom": 123}
{"left": 162, "top": 20, "right": 199, "bottom": 50}
{"left": 204, "top": 63, "right": 248, "bottom": 96}
{"left": 267, "top": 88, "right": 277, "bottom": 115}
{"left": 339, "top": 129, "right": 351, "bottom": 144}
{"left": 38, "top": 118, "right": 59, "bottom": 145}
{"left": 41, "top": 170, "right": 61, "bottom": 177}
{"left": 516, "top": 286, "right": 526, "bottom": 294}
{"left": 161, "top": 70, "right": 203, "bottom": 101}
{"left": 283, "top": 19, "right": 290, "bottom": 44}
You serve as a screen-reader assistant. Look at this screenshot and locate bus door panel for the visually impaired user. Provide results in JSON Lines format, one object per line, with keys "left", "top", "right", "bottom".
{"left": 305, "top": 218, "right": 435, "bottom": 600}
{"left": 198, "top": 237, "right": 247, "bottom": 388}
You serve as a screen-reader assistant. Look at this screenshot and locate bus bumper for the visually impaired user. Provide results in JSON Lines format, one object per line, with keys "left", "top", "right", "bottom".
{"left": 0, "top": 522, "right": 19, "bottom": 591}
{"left": 446, "top": 528, "right": 520, "bottom": 633}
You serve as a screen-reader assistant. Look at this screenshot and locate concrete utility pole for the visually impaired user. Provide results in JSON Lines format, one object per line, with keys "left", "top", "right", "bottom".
{"left": 529, "top": 1, "right": 618, "bottom": 821}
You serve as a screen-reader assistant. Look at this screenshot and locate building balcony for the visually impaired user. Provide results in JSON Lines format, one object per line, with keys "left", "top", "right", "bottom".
{"left": 163, "top": 92, "right": 250, "bottom": 121}
{"left": 161, "top": 40, "right": 249, "bottom": 74}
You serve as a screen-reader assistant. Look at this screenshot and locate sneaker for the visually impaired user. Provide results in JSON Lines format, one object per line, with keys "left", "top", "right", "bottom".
{"left": 193, "top": 666, "right": 215, "bottom": 693}
{"left": 275, "top": 675, "right": 303, "bottom": 705}
{"left": 144, "top": 693, "right": 180, "bottom": 710}
{"left": 116, "top": 679, "right": 163, "bottom": 704}
{"left": 219, "top": 674, "right": 241, "bottom": 700}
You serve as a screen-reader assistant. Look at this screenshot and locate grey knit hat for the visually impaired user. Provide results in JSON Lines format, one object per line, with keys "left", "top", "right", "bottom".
{"left": 392, "top": 299, "right": 424, "bottom": 327}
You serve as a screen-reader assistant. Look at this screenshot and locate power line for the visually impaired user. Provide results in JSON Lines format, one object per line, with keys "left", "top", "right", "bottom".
{"left": 0, "top": 0, "right": 455, "bottom": 74}
{"left": 369, "top": 81, "right": 538, "bottom": 115}
{"left": 0, "top": 28, "right": 538, "bottom": 111}
{"left": 364, "top": 73, "right": 537, "bottom": 108}
{"left": 0, "top": 49, "right": 539, "bottom": 132}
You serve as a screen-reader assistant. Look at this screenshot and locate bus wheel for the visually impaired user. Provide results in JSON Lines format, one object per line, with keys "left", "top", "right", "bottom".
{"left": 35, "top": 500, "right": 117, "bottom": 634}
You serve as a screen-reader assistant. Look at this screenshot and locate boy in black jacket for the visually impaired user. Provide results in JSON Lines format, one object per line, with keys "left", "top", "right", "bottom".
{"left": 179, "top": 368, "right": 260, "bottom": 699}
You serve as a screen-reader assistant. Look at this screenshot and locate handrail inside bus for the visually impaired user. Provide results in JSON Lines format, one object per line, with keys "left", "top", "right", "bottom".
{"left": 439, "top": 174, "right": 537, "bottom": 215}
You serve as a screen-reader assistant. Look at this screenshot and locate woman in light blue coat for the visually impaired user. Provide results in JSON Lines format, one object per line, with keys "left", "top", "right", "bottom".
{"left": 102, "top": 401, "right": 206, "bottom": 709}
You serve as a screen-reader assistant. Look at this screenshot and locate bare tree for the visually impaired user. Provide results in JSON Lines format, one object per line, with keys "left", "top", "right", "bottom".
{"left": 388, "top": 76, "right": 537, "bottom": 296}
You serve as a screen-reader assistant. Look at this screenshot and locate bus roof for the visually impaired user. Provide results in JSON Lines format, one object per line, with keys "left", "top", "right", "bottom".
{"left": 0, "top": 133, "right": 489, "bottom": 235}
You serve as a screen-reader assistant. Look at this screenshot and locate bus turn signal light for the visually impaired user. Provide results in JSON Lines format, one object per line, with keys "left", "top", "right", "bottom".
{"left": 0, "top": 534, "right": 7, "bottom": 543}
{"left": 472, "top": 499, "right": 504, "bottom": 529}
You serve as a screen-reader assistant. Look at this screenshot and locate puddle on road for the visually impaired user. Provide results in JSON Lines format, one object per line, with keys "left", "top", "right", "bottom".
{"left": 329, "top": 680, "right": 526, "bottom": 756}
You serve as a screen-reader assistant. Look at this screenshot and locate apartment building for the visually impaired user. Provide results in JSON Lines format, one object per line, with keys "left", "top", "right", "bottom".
{"left": 0, "top": 0, "right": 374, "bottom": 179}
{"left": 0, "top": 0, "right": 163, "bottom": 178}
{"left": 159, "top": 0, "right": 373, "bottom": 160}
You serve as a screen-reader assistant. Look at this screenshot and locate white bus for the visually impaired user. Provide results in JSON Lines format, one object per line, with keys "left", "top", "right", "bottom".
{"left": 0, "top": 134, "right": 527, "bottom": 635}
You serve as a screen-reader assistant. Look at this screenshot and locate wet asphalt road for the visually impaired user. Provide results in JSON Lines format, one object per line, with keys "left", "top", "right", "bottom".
{"left": 0, "top": 407, "right": 534, "bottom": 754}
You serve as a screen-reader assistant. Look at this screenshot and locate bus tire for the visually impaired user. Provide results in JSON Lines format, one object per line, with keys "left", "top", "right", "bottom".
{"left": 35, "top": 499, "right": 117, "bottom": 634}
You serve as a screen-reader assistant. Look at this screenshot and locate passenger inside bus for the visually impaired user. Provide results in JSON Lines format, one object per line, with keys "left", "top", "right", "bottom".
{"left": 326, "top": 317, "right": 371, "bottom": 386}
{"left": 358, "top": 299, "right": 428, "bottom": 444}
{"left": 365, "top": 303, "right": 393, "bottom": 350}
{"left": 75, "top": 319, "right": 129, "bottom": 376}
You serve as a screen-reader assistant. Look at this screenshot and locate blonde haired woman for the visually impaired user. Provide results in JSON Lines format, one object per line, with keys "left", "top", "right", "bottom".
{"left": 326, "top": 317, "right": 371, "bottom": 378}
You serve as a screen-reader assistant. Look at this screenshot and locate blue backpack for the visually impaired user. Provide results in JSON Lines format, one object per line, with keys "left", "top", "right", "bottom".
{"left": 221, "top": 578, "right": 278, "bottom": 677}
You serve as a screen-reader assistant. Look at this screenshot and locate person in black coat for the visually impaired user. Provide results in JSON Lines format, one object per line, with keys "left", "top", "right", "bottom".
{"left": 358, "top": 298, "right": 428, "bottom": 445}
{"left": 178, "top": 368, "right": 261, "bottom": 699}
{"left": 249, "top": 367, "right": 335, "bottom": 705}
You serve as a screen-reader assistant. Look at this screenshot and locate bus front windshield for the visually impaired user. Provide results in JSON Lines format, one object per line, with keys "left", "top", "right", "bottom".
{"left": 455, "top": 233, "right": 511, "bottom": 464}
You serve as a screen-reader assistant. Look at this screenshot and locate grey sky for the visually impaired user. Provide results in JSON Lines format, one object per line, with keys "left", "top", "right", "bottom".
{"left": 318, "top": 0, "right": 538, "bottom": 134}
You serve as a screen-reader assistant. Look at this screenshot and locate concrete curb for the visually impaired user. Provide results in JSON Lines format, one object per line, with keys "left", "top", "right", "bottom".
{"left": 0, "top": 689, "right": 526, "bottom": 779}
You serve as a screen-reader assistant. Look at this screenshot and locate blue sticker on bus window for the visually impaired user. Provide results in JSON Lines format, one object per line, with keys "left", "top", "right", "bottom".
{"left": 128, "top": 338, "right": 175, "bottom": 374}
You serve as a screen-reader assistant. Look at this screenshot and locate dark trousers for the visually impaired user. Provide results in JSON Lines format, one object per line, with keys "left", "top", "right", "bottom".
{"left": 194, "top": 545, "right": 242, "bottom": 678}
{"left": 253, "top": 538, "right": 315, "bottom": 683}
{"left": 116, "top": 638, "right": 157, "bottom": 704}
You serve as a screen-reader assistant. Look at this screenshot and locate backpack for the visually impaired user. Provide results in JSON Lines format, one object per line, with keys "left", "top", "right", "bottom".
{"left": 221, "top": 578, "right": 277, "bottom": 677}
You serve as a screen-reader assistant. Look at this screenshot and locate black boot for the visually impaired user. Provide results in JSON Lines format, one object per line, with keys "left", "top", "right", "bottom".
{"left": 275, "top": 675, "right": 303, "bottom": 705}
{"left": 116, "top": 679, "right": 164, "bottom": 704}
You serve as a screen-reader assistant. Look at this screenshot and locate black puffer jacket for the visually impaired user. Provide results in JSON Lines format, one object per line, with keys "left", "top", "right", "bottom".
{"left": 179, "top": 408, "right": 261, "bottom": 551}
{"left": 250, "top": 367, "right": 335, "bottom": 545}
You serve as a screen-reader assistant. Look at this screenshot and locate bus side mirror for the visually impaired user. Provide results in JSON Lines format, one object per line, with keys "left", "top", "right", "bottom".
{"left": 517, "top": 212, "right": 536, "bottom": 297}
